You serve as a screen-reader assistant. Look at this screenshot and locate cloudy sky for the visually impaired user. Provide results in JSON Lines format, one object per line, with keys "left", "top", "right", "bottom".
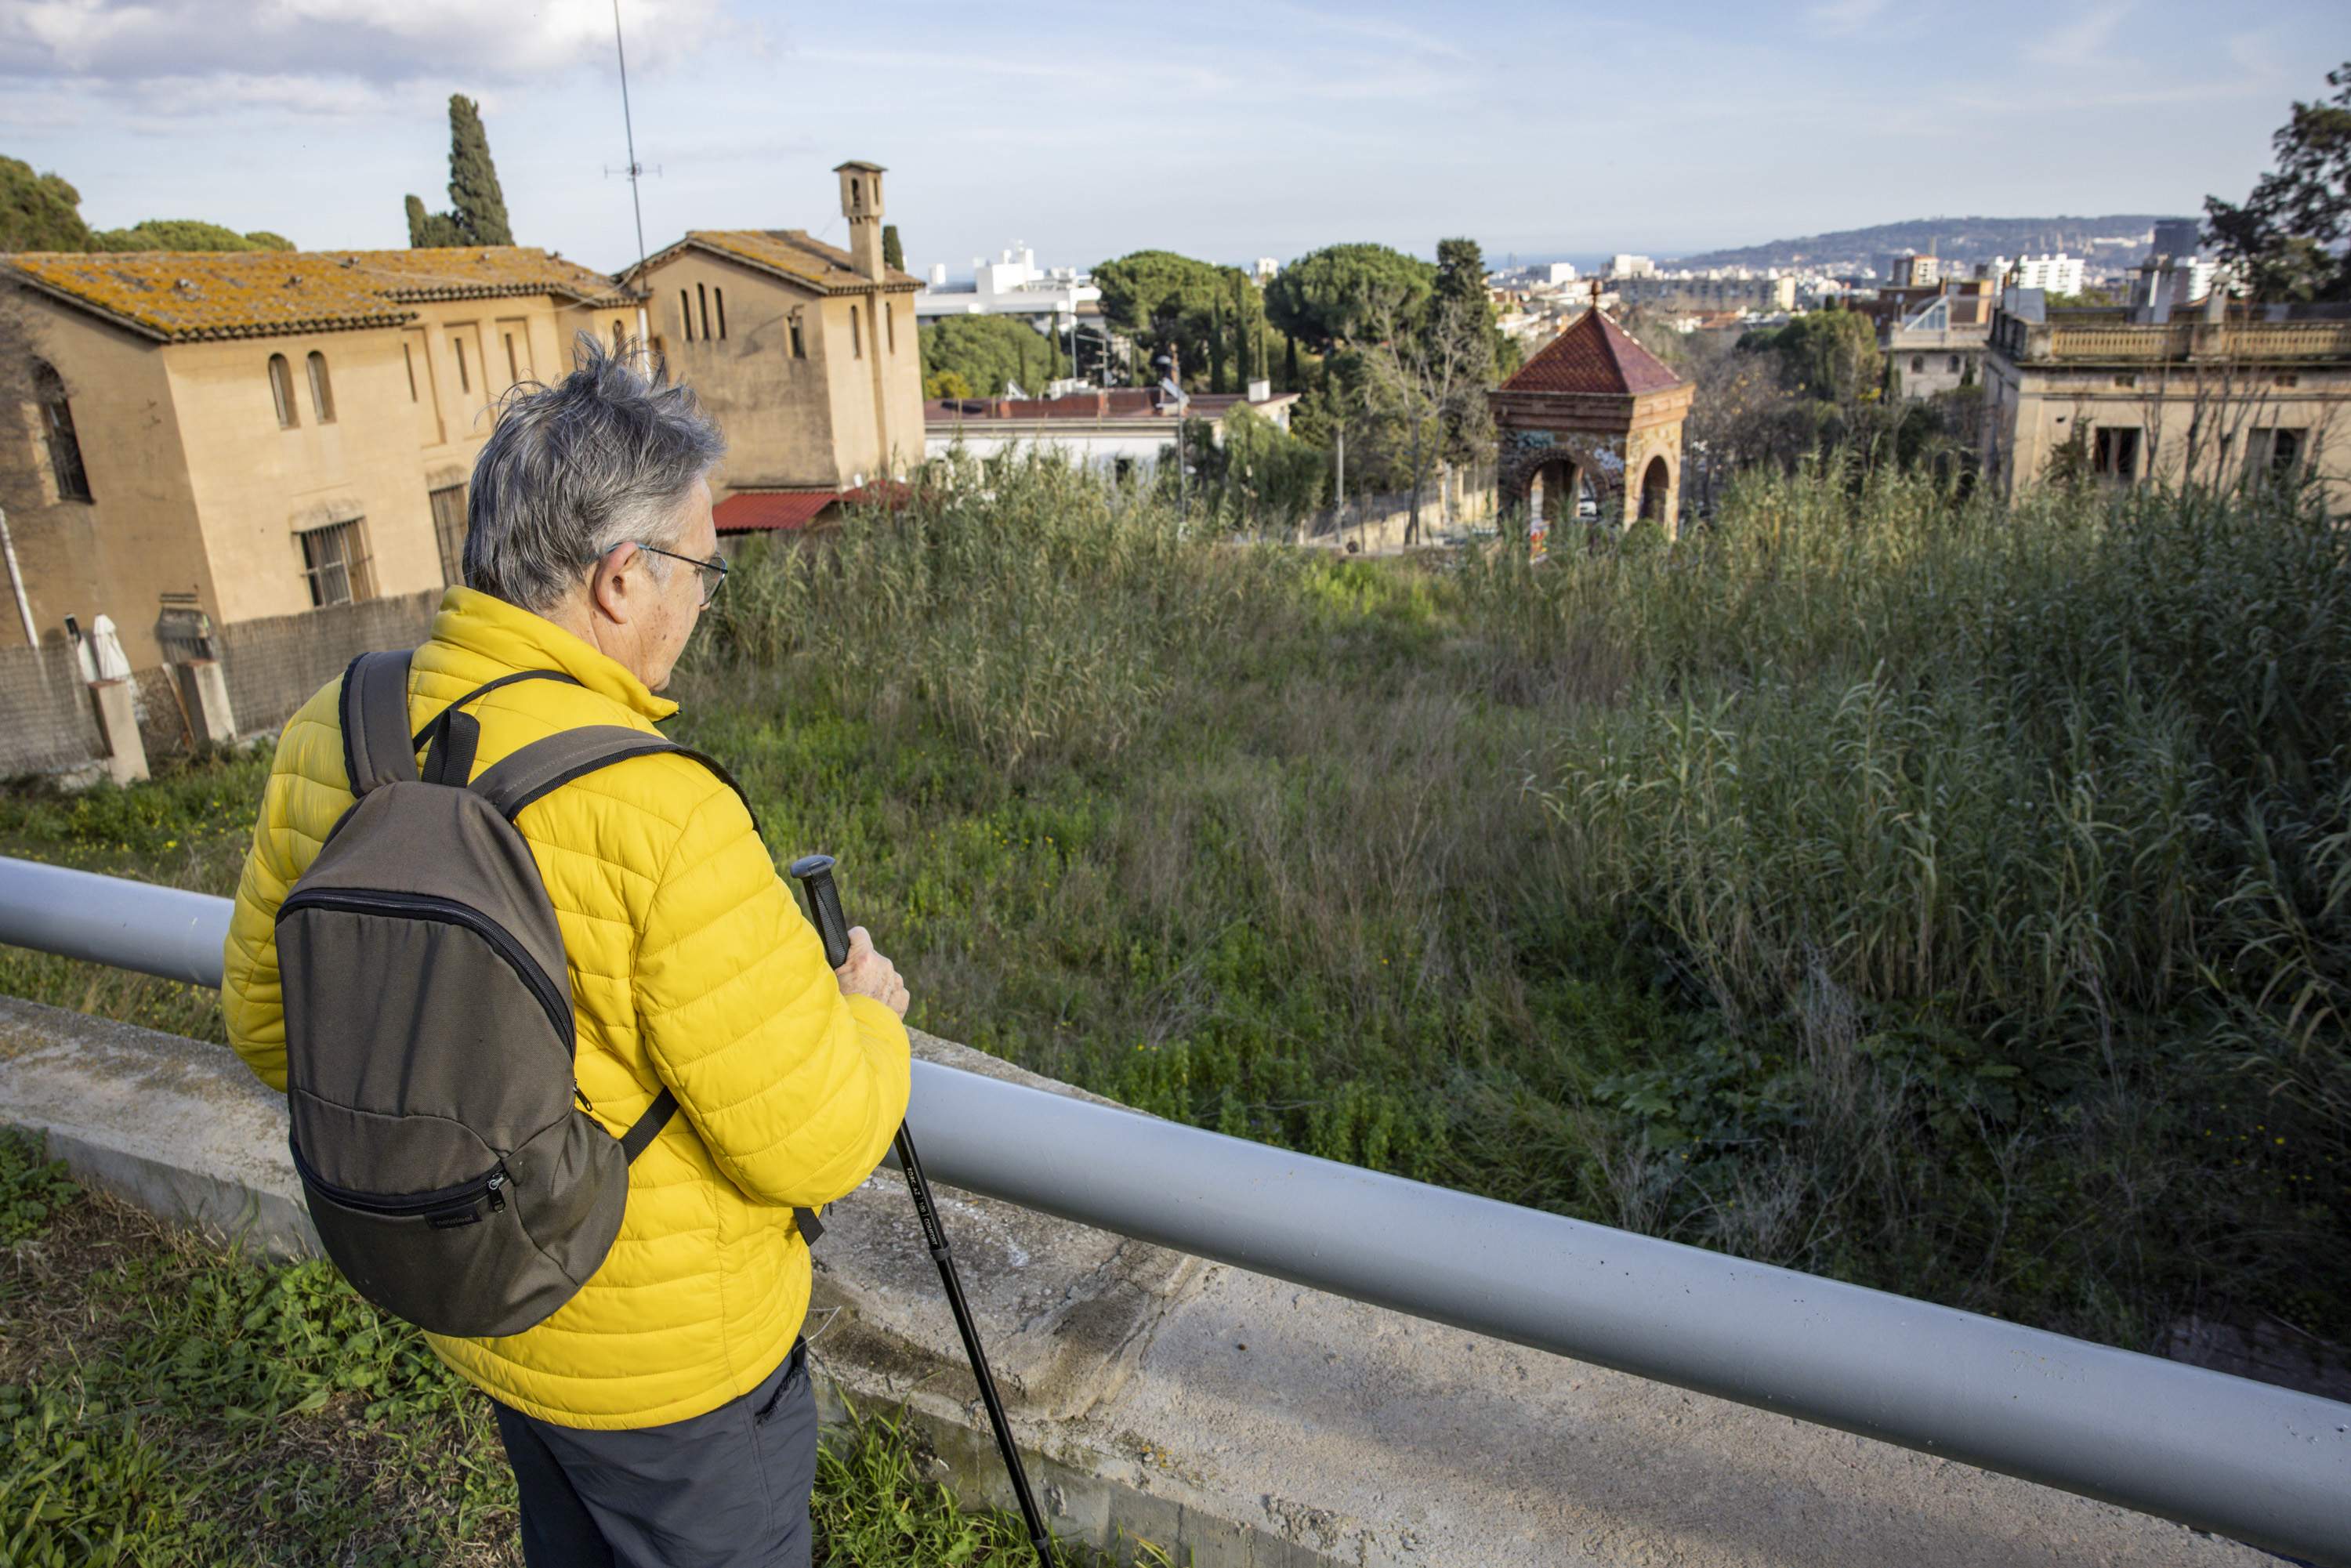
{"left": 2, "top": 0, "right": 2342, "bottom": 275}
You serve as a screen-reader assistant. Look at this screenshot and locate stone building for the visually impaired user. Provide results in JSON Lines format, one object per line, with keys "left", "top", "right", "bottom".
{"left": 2, "top": 244, "right": 640, "bottom": 668}
{"left": 1980, "top": 296, "right": 2351, "bottom": 510}
{"left": 1488, "top": 308, "right": 1693, "bottom": 536}
{"left": 622, "top": 161, "right": 928, "bottom": 531}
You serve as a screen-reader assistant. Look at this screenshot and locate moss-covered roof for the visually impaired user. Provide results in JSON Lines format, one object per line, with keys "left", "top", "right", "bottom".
{"left": 3, "top": 246, "right": 639, "bottom": 343}
{"left": 631, "top": 230, "right": 921, "bottom": 295}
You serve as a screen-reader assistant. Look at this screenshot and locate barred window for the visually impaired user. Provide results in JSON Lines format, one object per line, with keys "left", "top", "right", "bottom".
{"left": 298, "top": 519, "right": 375, "bottom": 607}
{"left": 35, "top": 361, "right": 92, "bottom": 503}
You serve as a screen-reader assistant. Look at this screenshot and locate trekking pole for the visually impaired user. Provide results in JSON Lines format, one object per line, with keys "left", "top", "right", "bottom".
{"left": 788, "top": 854, "right": 1057, "bottom": 1566}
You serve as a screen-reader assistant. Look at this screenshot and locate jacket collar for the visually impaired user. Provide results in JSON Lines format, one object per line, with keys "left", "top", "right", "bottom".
{"left": 427, "top": 587, "right": 679, "bottom": 723}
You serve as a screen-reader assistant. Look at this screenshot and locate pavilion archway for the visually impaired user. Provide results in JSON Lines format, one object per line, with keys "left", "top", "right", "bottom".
{"left": 1488, "top": 306, "right": 1694, "bottom": 545}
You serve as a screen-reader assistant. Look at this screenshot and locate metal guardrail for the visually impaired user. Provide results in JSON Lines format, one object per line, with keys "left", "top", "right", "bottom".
{"left": 2, "top": 854, "right": 2346, "bottom": 1566}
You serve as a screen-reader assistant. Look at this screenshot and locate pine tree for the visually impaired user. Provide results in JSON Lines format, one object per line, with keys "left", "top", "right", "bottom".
{"left": 882, "top": 224, "right": 904, "bottom": 272}
{"left": 445, "top": 95, "right": 513, "bottom": 246}
{"left": 1284, "top": 333, "right": 1300, "bottom": 393}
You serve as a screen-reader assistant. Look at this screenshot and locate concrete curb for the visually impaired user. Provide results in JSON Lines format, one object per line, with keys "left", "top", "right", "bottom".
{"left": 0, "top": 995, "right": 2277, "bottom": 1567}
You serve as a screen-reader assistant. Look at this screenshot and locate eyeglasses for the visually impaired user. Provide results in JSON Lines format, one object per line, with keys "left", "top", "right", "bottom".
{"left": 634, "top": 543, "right": 729, "bottom": 608}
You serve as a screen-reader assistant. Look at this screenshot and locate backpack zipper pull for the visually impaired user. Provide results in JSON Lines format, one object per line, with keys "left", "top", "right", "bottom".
{"left": 574, "top": 1082, "right": 594, "bottom": 1112}
{"left": 486, "top": 1168, "right": 508, "bottom": 1212}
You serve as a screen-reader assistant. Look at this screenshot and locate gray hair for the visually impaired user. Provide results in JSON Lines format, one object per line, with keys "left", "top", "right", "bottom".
{"left": 462, "top": 336, "right": 724, "bottom": 612}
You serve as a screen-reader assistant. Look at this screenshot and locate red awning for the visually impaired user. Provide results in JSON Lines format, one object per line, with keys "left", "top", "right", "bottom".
{"left": 714, "top": 482, "right": 915, "bottom": 535}
{"left": 712, "top": 491, "right": 839, "bottom": 534}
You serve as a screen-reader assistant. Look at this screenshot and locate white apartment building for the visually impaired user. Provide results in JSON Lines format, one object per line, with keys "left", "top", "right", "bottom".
{"left": 1989, "top": 254, "right": 2086, "bottom": 295}
{"left": 1252, "top": 257, "right": 1280, "bottom": 284}
{"left": 1541, "top": 261, "right": 1580, "bottom": 285}
{"left": 915, "top": 244, "right": 1101, "bottom": 331}
{"left": 1607, "top": 254, "right": 1657, "bottom": 278}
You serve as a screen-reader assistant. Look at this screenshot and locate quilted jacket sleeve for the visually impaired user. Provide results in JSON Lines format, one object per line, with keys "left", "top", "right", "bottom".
{"left": 221, "top": 710, "right": 333, "bottom": 1095}
{"left": 634, "top": 783, "right": 912, "bottom": 1208}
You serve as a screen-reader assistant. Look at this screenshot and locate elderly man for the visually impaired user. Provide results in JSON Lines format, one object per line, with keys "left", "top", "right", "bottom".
{"left": 220, "top": 342, "right": 911, "bottom": 1567}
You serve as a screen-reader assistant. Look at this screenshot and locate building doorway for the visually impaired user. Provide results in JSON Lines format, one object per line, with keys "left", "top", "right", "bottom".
{"left": 1639, "top": 456, "right": 1671, "bottom": 522}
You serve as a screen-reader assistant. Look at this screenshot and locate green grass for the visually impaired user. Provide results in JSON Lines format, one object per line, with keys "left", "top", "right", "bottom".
{"left": 0, "top": 1135, "right": 1156, "bottom": 1566}
{"left": 2, "top": 448, "right": 2344, "bottom": 1372}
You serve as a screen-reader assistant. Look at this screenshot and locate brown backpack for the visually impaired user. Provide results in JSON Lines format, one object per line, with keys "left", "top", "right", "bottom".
{"left": 277, "top": 650, "right": 769, "bottom": 1337}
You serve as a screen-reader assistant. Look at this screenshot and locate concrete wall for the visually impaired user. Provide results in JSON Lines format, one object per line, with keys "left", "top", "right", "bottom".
{"left": 644, "top": 252, "right": 925, "bottom": 494}
{"left": 165, "top": 332, "right": 450, "bottom": 628}
{"left": 0, "top": 641, "right": 107, "bottom": 775}
{"left": 3, "top": 286, "right": 602, "bottom": 669}
{"left": 1299, "top": 465, "right": 1496, "bottom": 555}
{"left": 0, "top": 992, "right": 2277, "bottom": 1568}
{"left": 217, "top": 586, "right": 440, "bottom": 737}
{"left": 1984, "top": 354, "right": 2351, "bottom": 508}
{"left": 2, "top": 300, "right": 212, "bottom": 666}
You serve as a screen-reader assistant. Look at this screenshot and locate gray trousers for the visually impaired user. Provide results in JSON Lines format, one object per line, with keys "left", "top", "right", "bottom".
{"left": 491, "top": 1341, "right": 817, "bottom": 1568}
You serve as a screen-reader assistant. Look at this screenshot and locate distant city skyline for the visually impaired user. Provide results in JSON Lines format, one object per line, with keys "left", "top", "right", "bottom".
{"left": 2, "top": 0, "right": 2340, "bottom": 276}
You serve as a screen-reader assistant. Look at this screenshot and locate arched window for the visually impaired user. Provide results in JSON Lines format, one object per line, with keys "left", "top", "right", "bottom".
{"left": 268, "top": 353, "right": 299, "bottom": 428}
{"left": 680, "top": 288, "right": 694, "bottom": 342}
{"left": 715, "top": 288, "right": 726, "bottom": 340}
{"left": 1947, "top": 354, "right": 1960, "bottom": 374}
{"left": 306, "top": 351, "right": 335, "bottom": 423}
{"left": 34, "top": 361, "right": 92, "bottom": 502}
{"left": 788, "top": 310, "right": 806, "bottom": 360}
{"left": 885, "top": 301, "right": 895, "bottom": 353}
{"left": 850, "top": 303, "right": 863, "bottom": 359}
{"left": 1910, "top": 355, "right": 1925, "bottom": 374}
{"left": 611, "top": 318, "right": 625, "bottom": 354}
{"left": 698, "top": 283, "right": 712, "bottom": 341}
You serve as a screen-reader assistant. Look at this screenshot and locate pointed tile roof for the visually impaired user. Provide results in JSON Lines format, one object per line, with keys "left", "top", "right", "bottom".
{"left": 630, "top": 230, "right": 922, "bottom": 294}
{"left": 1502, "top": 309, "right": 1686, "bottom": 397}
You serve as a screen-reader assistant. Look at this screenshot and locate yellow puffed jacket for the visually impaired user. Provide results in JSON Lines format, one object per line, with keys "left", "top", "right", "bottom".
{"left": 223, "top": 587, "right": 911, "bottom": 1429}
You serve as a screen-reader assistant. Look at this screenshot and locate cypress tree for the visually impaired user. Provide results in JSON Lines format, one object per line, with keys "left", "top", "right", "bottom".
{"left": 404, "top": 192, "right": 464, "bottom": 248}
{"left": 1285, "top": 334, "right": 1301, "bottom": 393}
{"left": 1208, "top": 295, "right": 1227, "bottom": 394}
{"left": 445, "top": 95, "right": 513, "bottom": 246}
{"left": 1232, "top": 275, "right": 1252, "bottom": 386}
{"left": 882, "top": 224, "right": 904, "bottom": 272}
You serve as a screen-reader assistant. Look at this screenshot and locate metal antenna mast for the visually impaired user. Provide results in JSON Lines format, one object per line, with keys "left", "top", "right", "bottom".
{"left": 612, "top": 0, "right": 649, "bottom": 280}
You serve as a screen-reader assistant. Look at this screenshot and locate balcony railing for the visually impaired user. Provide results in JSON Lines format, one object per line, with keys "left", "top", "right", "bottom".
{"left": 1, "top": 855, "right": 2346, "bottom": 1566}
{"left": 2002, "top": 316, "right": 2351, "bottom": 366}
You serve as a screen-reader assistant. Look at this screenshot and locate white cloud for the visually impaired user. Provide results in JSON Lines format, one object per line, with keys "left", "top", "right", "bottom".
{"left": 2024, "top": 2, "right": 2134, "bottom": 66}
{"left": 2, "top": 0, "right": 728, "bottom": 90}
{"left": 1806, "top": 0, "right": 1886, "bottom": 36}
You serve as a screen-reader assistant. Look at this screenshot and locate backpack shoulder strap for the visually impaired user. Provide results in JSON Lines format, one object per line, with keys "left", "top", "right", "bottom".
{"left": 467, "top": 726, "right": 763, "bottom": 837}
{"left": 474, "top": 727, "right": 800, "bottom": 1231}
{"left": 339, "top": 651, "right": 418, "bottom": 798}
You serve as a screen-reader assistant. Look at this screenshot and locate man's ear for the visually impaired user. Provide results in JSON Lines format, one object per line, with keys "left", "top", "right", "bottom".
{"left": 590, "top": 543, "right": 639, "bottom": 627}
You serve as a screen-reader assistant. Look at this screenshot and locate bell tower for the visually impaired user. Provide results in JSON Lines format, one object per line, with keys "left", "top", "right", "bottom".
{"left": 835, "top": 160, "right": 887, "bottom": 280}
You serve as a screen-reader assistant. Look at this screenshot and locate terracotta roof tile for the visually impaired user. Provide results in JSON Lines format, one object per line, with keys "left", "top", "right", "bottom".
{"left": 715, "top": 491, "right": 837, "bottom": 533}
{"left": 319, "top": 248, "right": 639, "bottom": 308}
{"left": 5, "top": 245, "right": 637, "bottom": 342}
{"left": 1502, "top": 309, "right": 1686, "bottom": 397}
{"left": 715, "top": 480, "right": 912, "bottom": 534}
{"left": 5, "top": 250, "right": 412, "bottom": 342}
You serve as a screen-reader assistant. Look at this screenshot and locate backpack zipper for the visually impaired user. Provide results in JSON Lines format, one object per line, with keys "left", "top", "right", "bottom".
{"left": 277, "top": 887, "right": 573, "bottom": 1045}
{"left": 291, "top": 1136, "right": 511, "bottom": 1217}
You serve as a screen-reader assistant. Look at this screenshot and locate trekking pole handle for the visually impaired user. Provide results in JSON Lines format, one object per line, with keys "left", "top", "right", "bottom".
{"left": 787, "top": 855, "right": 853, "bottom": 970}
